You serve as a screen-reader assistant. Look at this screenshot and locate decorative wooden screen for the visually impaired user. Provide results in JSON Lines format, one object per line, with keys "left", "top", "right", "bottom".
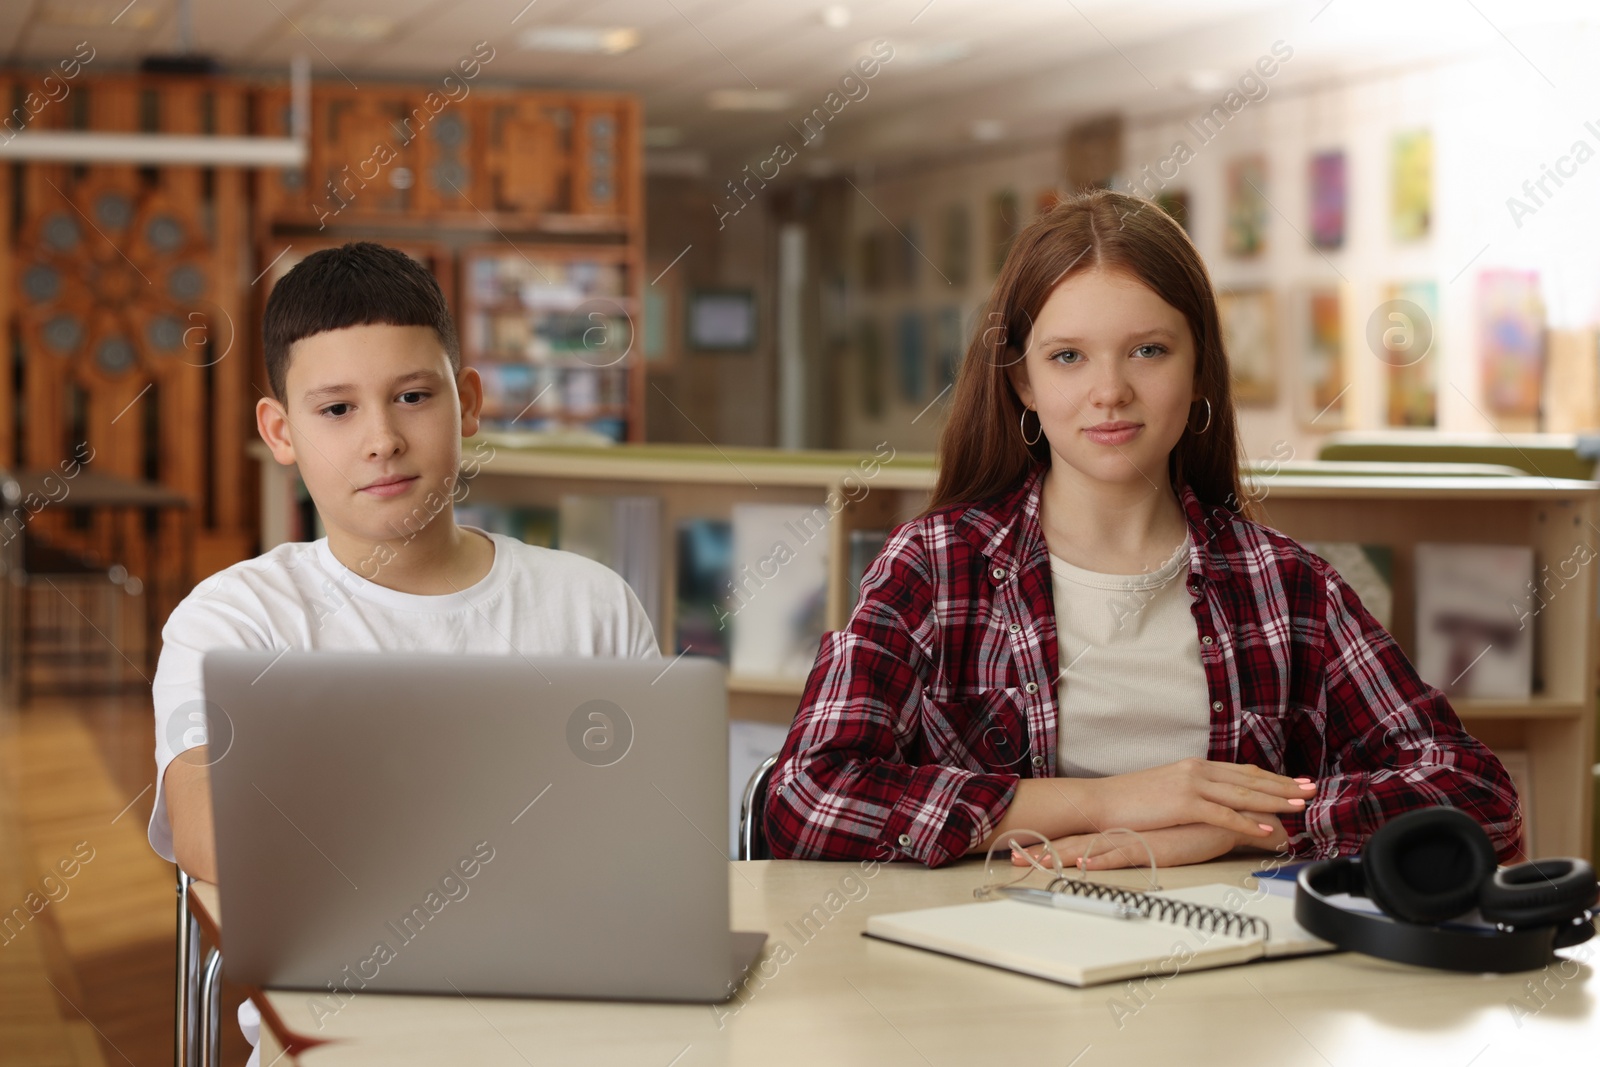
{"left": 2, "top": 70, "right": 644, "bottom": 646}
{"left": 3, "top": 74, "right": 252, "bottom": 664}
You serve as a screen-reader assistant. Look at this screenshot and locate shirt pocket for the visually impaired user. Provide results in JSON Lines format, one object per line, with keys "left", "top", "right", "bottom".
{"left": 924, "top": 687, "right": 1032, "bottom": 775}
{"left": 1232, "top": 703, "right": 1297, "bottom": 771}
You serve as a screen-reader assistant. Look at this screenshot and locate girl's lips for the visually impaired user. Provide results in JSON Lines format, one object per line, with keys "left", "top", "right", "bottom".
{"left": 1084, "top": 425, "right": 1141, "bottom": 445}
{"left": 360, "top": 476, "right": 418, "bottom": 498}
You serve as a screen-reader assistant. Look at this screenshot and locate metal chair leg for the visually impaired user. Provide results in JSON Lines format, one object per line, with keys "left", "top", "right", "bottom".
{"left": 198, "top": 947, "right": 223, "bottom": 1067}
{"left": 176, "top": 871, "right": 201, "bottom": 1067}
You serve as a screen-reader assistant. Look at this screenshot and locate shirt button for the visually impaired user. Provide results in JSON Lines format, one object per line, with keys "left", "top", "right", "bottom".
{"left": 991, "top": 567, "right": 1006, "bottom": 580}
{"left": 1024, "top": 682, "right": 1039, "bottom": 694}
{"left": 1008, "top": 622, "right": 1021, "bottom": 634}
{"left": 897, "top": 833, "right": 913, "bottom": 848}
{"left": 1329, "top": 848, "right": 1340, "bottom": 858}
{"left": 1211, "top": 701, "right": 1223, "bottom": 712}
{"left": 1201, "top": 635, "right": 1213, "bottom": 646}
{"left": 1031, "top": 755, "right": 1045, "bottom": 768}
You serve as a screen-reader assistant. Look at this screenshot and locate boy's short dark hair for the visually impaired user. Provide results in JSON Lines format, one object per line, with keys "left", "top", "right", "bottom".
{"left": 262, "top": 242, "right": 460, "bottom": 401}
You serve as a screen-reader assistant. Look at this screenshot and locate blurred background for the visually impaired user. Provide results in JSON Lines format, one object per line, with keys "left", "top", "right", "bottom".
{"left": 5, "top": 1, "right": 1600, "bottom": 1063}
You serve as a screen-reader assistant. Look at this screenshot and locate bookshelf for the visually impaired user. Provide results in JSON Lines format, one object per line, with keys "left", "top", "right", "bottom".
{"left": 250, "top": 444, "right": 1598, "bottom": 859}
{"left": 459, "top": 244, "right": 643, "bottom": 442}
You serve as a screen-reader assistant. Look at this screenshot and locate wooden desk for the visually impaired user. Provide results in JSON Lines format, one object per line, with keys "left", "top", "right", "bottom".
{"left": 191, "top": 856, "right": 1598, "bottom": 1065}
{"left": 1, "top": 467, "right": 192, "bottom": 684}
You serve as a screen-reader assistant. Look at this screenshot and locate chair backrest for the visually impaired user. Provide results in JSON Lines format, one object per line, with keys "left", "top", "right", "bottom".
{"left": 737, "top": 753, "right": 780, "bottom": 861}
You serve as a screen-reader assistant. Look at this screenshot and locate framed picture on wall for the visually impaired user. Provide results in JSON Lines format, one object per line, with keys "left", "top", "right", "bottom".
{"left": 1477, "top": 268, "right": 1544, "bottom": 419}
{"left": 1155, "top": 189, "right": 1190, "bottom": 235}
{"left": 1217, "top": 287, "right": 1277, "bottom": 404}
{"left": 856, "top": 316, "right": 885, "bottom": 419}
{"left": 897, "top": 310, "right": 924, "bottom": 403}
{"left": 1383, "top": 279, "right": 1439, "bottom": 427}
{"left": 935, "top": 305, "right": 963, "bottom": 391}
{"left": 686, "top": 288, "right": 756, "bottom": 351}
{"left": 941, "top": 203, "right": 970, "bottom": 287}
{"left": 988, "top": 189, "right": 1019, "bottom": 276}
{"left": 897, "top": 219, "right": 920, "bottom": 290}
{"left": 1299, "top": 285, "right": 1346, "bottom": 429}
{"left": 1224, "top": 156, "right": 1267, "bottom": 257}
{"left": 1309, "top": 150, "right": 1346, "bottom": 250}
{"left": 858, "top": 231, "right": 882, "bottom": 293}
{"left": 1391, "top": 130, "right": 1433, "bottom": 242}
{"left": 642, "top": 285, "right": 674, "bottom": 367}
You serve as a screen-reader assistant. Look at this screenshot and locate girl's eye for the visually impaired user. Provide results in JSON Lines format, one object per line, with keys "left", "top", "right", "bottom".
{"left": 1049, "top": 350, "right": 1081, "bottom": 365}
{"left": 321, "top": 403, "right": 350, "bottom": 418}
{"left": 1134, "top": 344, "right": 1167, "bottom": 358}
{"left": 398, "top": 391, "right": 429, "bottom": 404}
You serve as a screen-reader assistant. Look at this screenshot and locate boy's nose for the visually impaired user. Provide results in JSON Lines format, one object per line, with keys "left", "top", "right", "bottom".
{"left": 364, "top": 418, "right": 405, "bottom": 457}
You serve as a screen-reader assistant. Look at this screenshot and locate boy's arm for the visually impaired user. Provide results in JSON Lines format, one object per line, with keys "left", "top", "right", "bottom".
{"left": 163, "top": 752, "right": 217, "bottom": 883}
{"left": 150, "top": 590, "right": 269, "bottom": 874}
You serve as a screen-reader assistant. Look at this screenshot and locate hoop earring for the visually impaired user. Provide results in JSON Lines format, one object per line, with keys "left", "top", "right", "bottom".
{"left": 1020, "top": 406, "right": 1043, "bottom": 447}
{"left": 1190, "top": 396, "right": 1213, "bottom": 435}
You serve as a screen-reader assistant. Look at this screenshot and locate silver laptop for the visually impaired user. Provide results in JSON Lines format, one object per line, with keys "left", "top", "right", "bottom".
{"left": 202, "top": 650, "right": 766, "bottom": 1002}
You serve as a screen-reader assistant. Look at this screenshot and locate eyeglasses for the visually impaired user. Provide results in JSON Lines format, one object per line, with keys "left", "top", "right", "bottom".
{"left": 973, "top": 827, "right": 1163, "bottom": 902}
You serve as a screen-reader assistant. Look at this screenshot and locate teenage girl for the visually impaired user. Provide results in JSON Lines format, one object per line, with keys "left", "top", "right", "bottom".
{"left": 764, "top": 188, "right": 1520, "bottom": 871}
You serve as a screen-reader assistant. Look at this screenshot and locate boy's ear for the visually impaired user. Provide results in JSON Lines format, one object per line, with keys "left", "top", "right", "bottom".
{"left": 456, "top": 365, "right": 484, "bottom": 437}
{"left": 256, "top": 397, "right": 297, "bottom": 466}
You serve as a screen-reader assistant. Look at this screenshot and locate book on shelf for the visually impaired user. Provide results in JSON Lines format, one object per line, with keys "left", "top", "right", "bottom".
{"left": 729, "top": 503, "right": 831, "bottom": 681}
{"left": 512, "top": 507, "right": 559, "bottom": 550}
{"left": 1413, "top": 543, "right": 1534, "bottom": 700}
{"left": 866, "top": 879, "right": 1333, "bottom": 989}
{"left": 675, "top": 518, "right": 733, "bottom": 662}
{"left": 847, "top": 529, "right": 889, "bottom": 616}
{"left": 451, "top": 505, "right": 557, "bottom": 548}
{"left": 465, "top": 247, "right": 632, "bottom": 441}
{"left": 1303, "top": 542, "right": 1395, "bottom": 630}
{"left": 557, "top": 494, "right": 662, "bottom": 639}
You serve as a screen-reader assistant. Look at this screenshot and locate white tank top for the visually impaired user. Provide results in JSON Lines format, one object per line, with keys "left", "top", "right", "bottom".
{"left": 1049, "top": 531, "right": 1211, "bottom": 778}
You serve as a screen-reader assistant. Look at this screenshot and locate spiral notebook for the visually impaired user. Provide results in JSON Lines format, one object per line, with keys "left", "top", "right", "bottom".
{"left": 864, "top": 880, "right": 1335, "bottom": 988}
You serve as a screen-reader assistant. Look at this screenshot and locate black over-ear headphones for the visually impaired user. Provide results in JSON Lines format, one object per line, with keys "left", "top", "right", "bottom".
{"left": 1294, "top": 806, "right": 1598, "bottom": 972}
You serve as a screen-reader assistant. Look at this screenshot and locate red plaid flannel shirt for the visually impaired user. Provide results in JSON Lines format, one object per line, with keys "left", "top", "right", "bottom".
{"left": 764, "top": 465, "right": 1522, "bottom": 868}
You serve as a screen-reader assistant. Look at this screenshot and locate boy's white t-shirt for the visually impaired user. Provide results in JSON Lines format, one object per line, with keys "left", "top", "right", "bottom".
{"left": 148, "top": 527, "right": 660, "bottom": 863}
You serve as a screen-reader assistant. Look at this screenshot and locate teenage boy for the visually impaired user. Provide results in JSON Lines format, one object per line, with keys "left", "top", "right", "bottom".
{"left": 150, "top": 242, "right": 658, "bottom": 882}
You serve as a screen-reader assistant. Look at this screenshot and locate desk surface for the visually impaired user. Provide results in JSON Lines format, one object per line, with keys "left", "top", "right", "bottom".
{"left": 192, "top": 857, "right": 1597, "bottom": 1066}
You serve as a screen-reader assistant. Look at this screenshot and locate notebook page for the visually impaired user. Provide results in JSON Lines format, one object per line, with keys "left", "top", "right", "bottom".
{"left": 865, "top": 897, "right": 1266, "bottom": 988}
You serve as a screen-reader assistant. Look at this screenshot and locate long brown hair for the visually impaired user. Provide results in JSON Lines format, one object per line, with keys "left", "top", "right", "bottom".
{"left": 924, "top": 188, "right": 1256, "bottom": 521}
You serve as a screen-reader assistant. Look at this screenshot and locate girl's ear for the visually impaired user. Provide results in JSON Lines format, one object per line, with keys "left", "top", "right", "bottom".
{"left": 1005, "top": 350, "right": 1035, "bottom": 410}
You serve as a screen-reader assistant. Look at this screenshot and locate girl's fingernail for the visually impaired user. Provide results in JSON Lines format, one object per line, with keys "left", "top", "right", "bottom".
{"left": 1287, "top": 798, "right": 1306, "bottom": 807}
{"left": 1259, "top": 823, "right": 1274, "bottom": 833}
{"left": 1294, "top": 777, "right": 1313, "bottom": 783}
{"left": 1299, "top": 782, "right": 1316, "bottom": 791}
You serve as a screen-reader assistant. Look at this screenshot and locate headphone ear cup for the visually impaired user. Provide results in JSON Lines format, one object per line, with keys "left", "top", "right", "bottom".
{"left": 1479, "top": 859, "right": 1599, "bottom": 929}
{"left": 1361, "top": 807, "right": 1497, "bottom": 925}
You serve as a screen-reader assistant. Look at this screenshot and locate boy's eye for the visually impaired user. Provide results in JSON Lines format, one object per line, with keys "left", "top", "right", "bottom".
{"left": 321, "top": 403, "right": 350, "bottom": 418}
{"left": 398, "top": 391, "right": 429, "bottom": 404}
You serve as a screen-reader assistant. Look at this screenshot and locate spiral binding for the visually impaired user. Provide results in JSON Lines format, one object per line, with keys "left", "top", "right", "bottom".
{"left": 1044, "top": 875, "right": 1270, "bottom": 939}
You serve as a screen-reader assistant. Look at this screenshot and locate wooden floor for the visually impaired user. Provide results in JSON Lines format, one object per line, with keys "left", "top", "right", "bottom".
{"left": 1, "top": 687, "right": 254, "bottom": 1067}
